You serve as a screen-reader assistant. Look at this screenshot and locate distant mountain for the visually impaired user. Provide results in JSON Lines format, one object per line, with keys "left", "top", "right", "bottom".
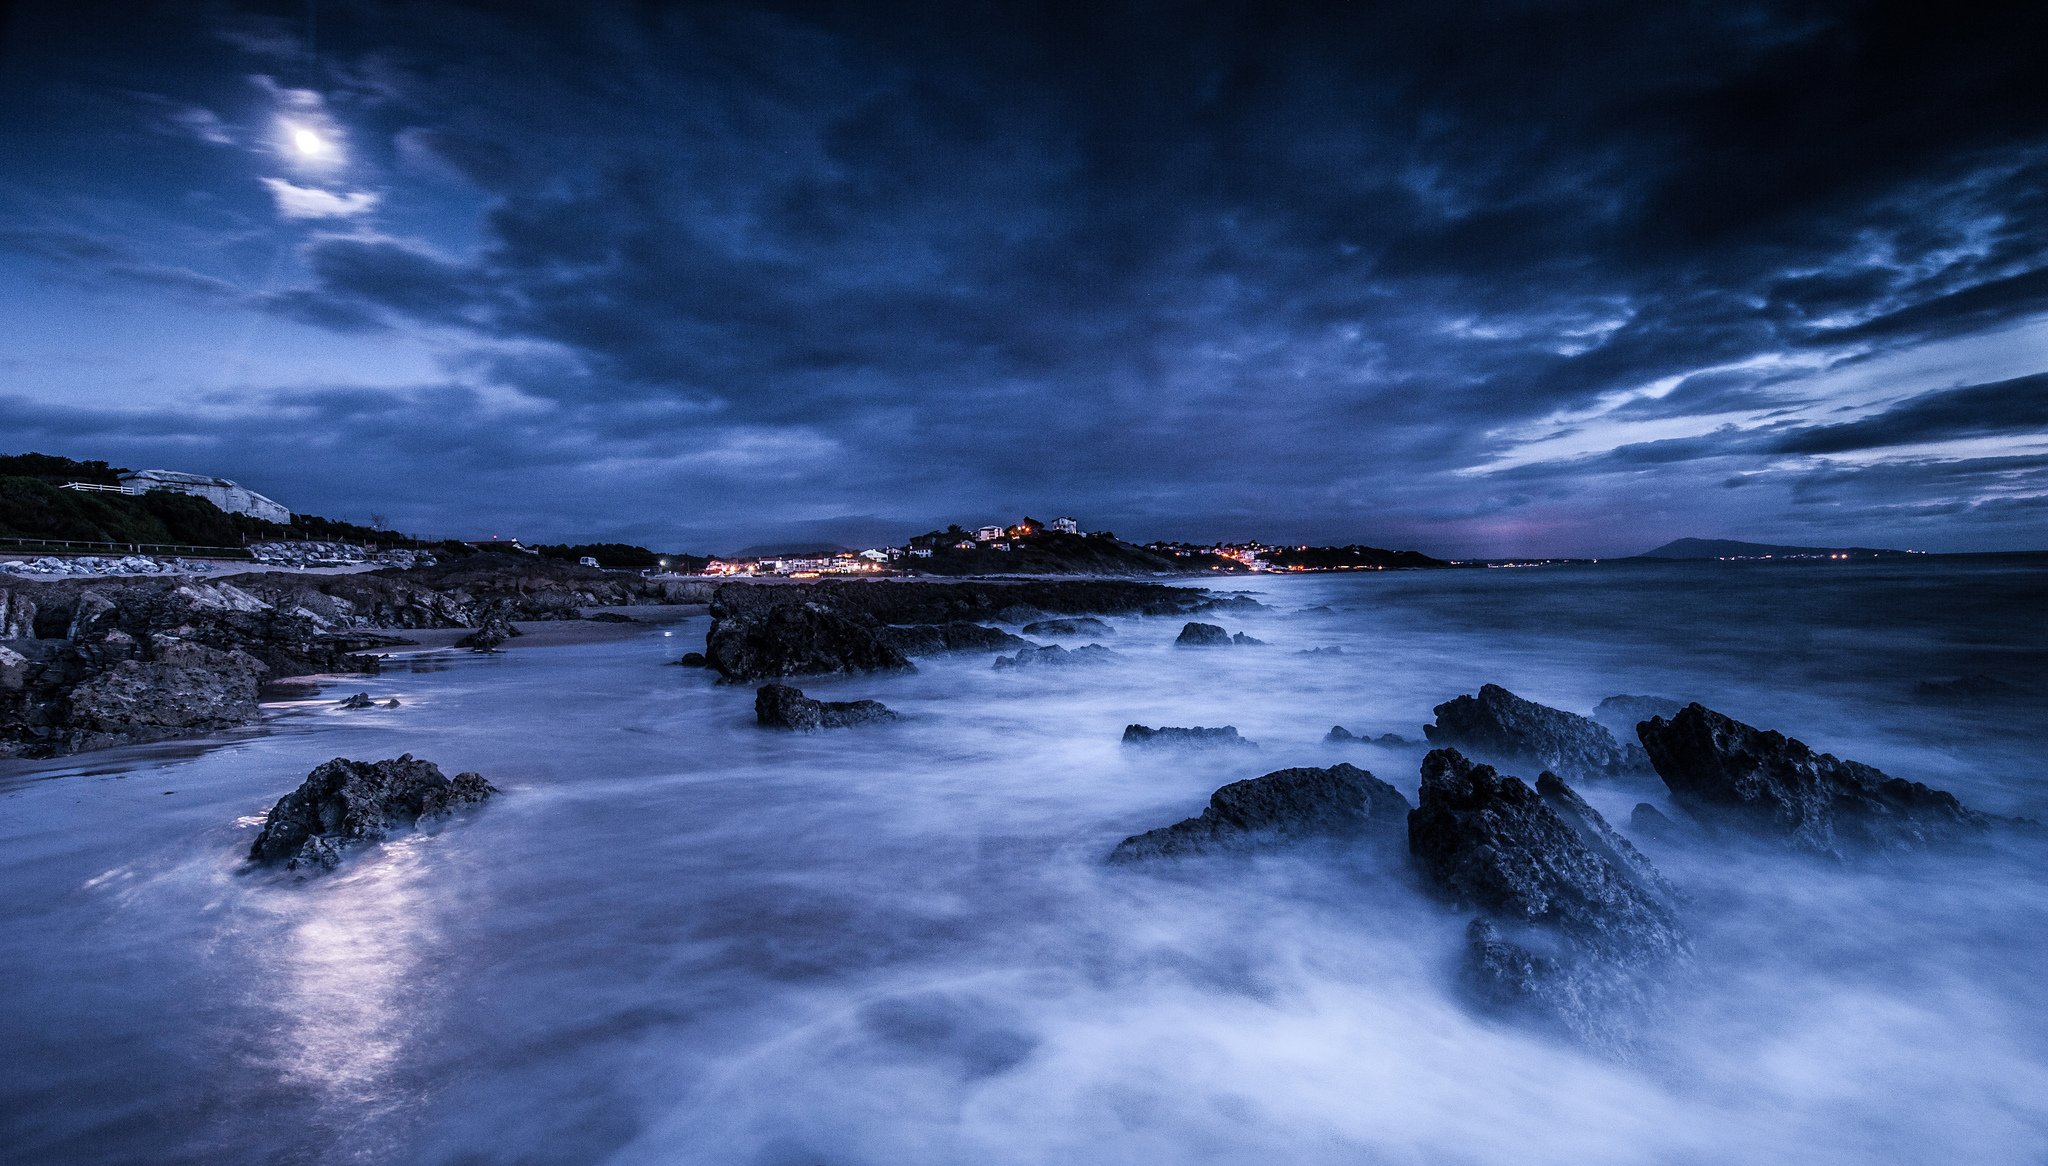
{"left": 1634, "top": 537, "right": 1920, "bottom": 560}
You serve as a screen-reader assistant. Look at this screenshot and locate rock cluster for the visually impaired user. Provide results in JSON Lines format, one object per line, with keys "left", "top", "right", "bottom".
{"left": 1326, "top": 725, "right": 1415, "bottom": 746}
{"left": 1110, "top": 763, "right": 1411, "bottom": 862}
{"left": 1121, "top": 724, "right": 1257, "bottom": 749}
{"left": 1636, "top": 703, "right": 1988, "bottom": 857}
{"left": 705, "top": 602, "right": 912, "bottom": 682}
{"left": 1424, "top": 684, "right": 1647, "bottom": 781}
{"left": 754, "top": 684, "right": 899, "bottom": 731}
{"left": 1021, "top": 617, "right": 1115, "bottom": 637}
{"left": 1174, "top": 622, "right": 1262, "bottom": 647}
{"left": 248, "top": 755, "right": 497, "bottom": 872}
{"left": 876, "top": 622, "right": 1032, "bottom": 656}
{"left": 992, "top": 643, "right": 1115, "bottom": 670}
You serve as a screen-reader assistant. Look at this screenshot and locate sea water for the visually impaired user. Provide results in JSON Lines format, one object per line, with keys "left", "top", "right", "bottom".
{"left": 2, "top": 556, "right": 2045, "bottom": 1165}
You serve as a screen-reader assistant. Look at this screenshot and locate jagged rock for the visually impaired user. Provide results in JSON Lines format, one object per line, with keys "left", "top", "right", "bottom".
{"left": 705, "top": 602, "right": 911, "bottom": 683}
{"left": 1637, "top": 703, "right": 1988, "bottom": 857}
{"left": 383, "top": 697, "right": 401, "bottom": 709}
{"left": 877, "top": 622, "right": 1032, "bottom": 656}
{"left": 675, "top": 652, "right": 708, "bottom": 667}
{"left": 1121, "top": 724, "right": 1257, "bottom": 749}
{"left": 1175, "top": 622, "right": 1232, "bottom": 646}
{"left": 1913, "top": 674, "right": 2023, "bottom": 703}
{"left": 1409, "top": 748, "right": 1688, "bottom": 1047}
{"left": 1230, "top": 632, "right": 1266, "bottom": 646}
{"left": 1592, "top": 694, "right": 1685, "bottom": 740}
{"left": 0, "top": 589, "right": 37, "bottom": 640}
{"left": 1022, "top": 617, "right": 1114, "bottom": 637}
{"left": 1629, "top": 802, "right": 1684, "bottom": 843}
{"left": 338, "top": 692, "right": 376, "bottom": 710}
{"left": 1296, "top": 646, "right": 1343, "bottom": 657}
{"left": 992, "top": 643, "right": 1115, "bottom": 670}
{"left": 456, "top": 622, "right": 514, "bottom": 651}
{"left": 754, "top": 683, "right": 899, "bottom": 731}
{"left": 61, "top": 642, "right": 266, "bottom": 749}
{"left": 1326, "top": 725, "right": 1415, "bottom": 746}
{"left": 248, "top": 754, "right": 498, "bottom": 872}
{"left": 1110, "top": 763, "right": 1410, "bottom": 861}
{"left": 1424, "top": 684, "right": 1647, "bottom": 780}
{"left": 0, "top": 644, "right": 27, "bottom": 690}
{"left": 993, "top": 603, "right": 1047, "bottom": 624}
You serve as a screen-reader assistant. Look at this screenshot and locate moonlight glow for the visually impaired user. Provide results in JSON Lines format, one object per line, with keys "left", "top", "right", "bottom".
{"left": 289, "top": 126, "right": 328, "bottom": 158}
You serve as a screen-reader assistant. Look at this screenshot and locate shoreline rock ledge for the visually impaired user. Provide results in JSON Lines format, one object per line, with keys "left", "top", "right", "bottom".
{"left": 1424, "top": 683, "right": 1647, "bottom": 781}
{"left": 1110, "top": 763, "right": 1410, "bottom": 861}
{"left": 754, "top": 684, "right": 899, "bottom": 731}
{"left": 1637, "top": 703, "right": 1989, "bottom": 858}
{"left": 248, "top": 755, "right": 498, "bottom": 872}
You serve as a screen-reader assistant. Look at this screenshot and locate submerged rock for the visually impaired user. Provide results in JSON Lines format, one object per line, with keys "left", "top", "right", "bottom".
{"left": 675, "top": 652, "right": 708, "bottom": 667}
{"left": 1424, "top": 684, "right": 1647, "bottom": 781}
{"left": 1636, "top": 703, "right": 1988, "bottom": 858}
{"left": 455, "top": 621, "right": 515, "bottom": 651}
{"left": 1296, "top": 646, "right": 1343, "bottom": 657}
{"left": 705, "top": 602, "right": 912, "bottom": 683}
{"left": 383, "top": 697, "right": 401, "bottom": 709}
{"left": 1231, "top": 631, "right": 1266, "bottom": 646}
{"left": 248, "top": 754, "right": 497, "bottom": 872}
{"left": 1593, "top": 694, "right": 1685, "bottom": 740}
{"left": 992, "top": 643, "right": 1115, "bottom": 670}
{"left": 1326, "top": 725, "right": 1415, "bottom": 746}
{"left": 754, "top": 684, "right": 899, "bottom": 731}
{"left": 1021, "top": 617, "right": 1114, "bottom": 637}
{"left": 1174, "top": 622, "right": 1232, "bottom": 647}
{"left": 585, "top": 611, "right": 639, "bottom": 623}
{"left": 1121, "top": 724, "right": 1258, "bottom": 749}
{"left": 876, "top": 622, "right": 1032, "bottom": 656}
{"left": 1110, "top": 763, "right": 1410, "bottom": 862}
{"left": 1409, "top": 748, "right": 1687, "bottom": 1048}
{"left": 338, "top": 692, "right": 376, "bottom": 710}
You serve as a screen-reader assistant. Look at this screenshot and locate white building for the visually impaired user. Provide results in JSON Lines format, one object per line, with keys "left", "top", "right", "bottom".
{"left": 974, "top": 525, "right": 1006, "bottom": 542}
{"left": 119, "top": 470, "right": 290, "bottom": 524}
{"left": 1049, "top": 516, "right": 1079, "bottom": 534}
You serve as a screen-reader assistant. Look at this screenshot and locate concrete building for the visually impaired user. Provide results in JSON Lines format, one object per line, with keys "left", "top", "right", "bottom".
{"left": 118, "top": 469, "right": 290, "bottom": 524}
{"left": 974, "top": 525, "right": 1006, "bottom": 542}
{"left": 1049, "top": 516, "right": 1079, "bottom": 534}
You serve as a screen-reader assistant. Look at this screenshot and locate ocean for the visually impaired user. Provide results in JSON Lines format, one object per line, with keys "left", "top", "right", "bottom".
{"left": 3, "top": 555, "right": 2045, "bottom": 1164}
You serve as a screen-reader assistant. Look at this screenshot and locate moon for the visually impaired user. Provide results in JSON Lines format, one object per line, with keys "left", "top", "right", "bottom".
{"left": 290, "top": 127, "right": 328, "bottom": 157}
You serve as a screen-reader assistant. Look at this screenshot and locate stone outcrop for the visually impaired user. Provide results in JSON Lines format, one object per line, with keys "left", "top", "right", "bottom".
{"left": 1121, "top": 724, "right": 1257, "bottom": 749}
{"left": 1021, "top": 617, "right": 1114, "bottom": 637}
{"left": 754, "top": 684, "right": 899, "bottom": 731}
{"left": 338, "top": 692, "right": 376, "bottom": 709}
{"left": 1409, "top": 748, "right": 1687, "bottom": 1048}
{"left": 992, "top": 643, "right": 1115, "bottom": 670}
{"left": 58, "top": 639, "right": 267, "bottom": 753}
{"left": 1636, "top": 703, "right": 1988, "bottom": 857}
{"left": 1424, "top": 684, "right": 1647, "bottom": 781}
{"left": 1174, "top": 622, "right": 1231, "bottom": 646}
{"left": 1110, "top": 763, "right": 1410, "bottom": 862}
{"left": 248, "top": 755, "right": 497, "bottom": 872}
{"left": 704, "top": 602, "right": 912, "bottom": 683}
{"left": 876, "top": 622, "right": 1032, "bottom": 656}
{"left": 1326, "top": 725, "right": 1415, "bottom": 746}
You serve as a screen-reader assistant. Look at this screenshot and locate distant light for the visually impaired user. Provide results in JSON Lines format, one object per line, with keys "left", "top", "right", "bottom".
{"left": 291, "top": 127, "right": 329, "bottom": 157}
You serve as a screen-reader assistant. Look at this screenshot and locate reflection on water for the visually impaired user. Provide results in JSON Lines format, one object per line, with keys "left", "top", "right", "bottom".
{"left": 1, "top": 556, "right": 2045, "bottom": 1164}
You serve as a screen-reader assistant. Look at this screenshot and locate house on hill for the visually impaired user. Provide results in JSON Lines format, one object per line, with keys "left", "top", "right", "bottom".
{"left": 118, "top": 469, "right": 290, "bottom": 523}
{"left": 1049, "top": 516, "right": 1079, "bottom": 534}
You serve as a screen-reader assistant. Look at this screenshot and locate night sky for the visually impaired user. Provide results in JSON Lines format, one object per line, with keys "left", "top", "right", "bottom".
{"left": 2, "top": 1, "right": 2045, "bottom": 557}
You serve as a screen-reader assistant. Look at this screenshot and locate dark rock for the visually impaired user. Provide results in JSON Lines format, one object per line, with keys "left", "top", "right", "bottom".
{"left": 1296, "top": 646, "right": 1343, "bottom": 657}
{"left": 1022, "top": 617, "right": 1114, "bottom": 637}
{"left": 1913, "top": 674, "right": 2023, "bottom": 703}
{"left": 59, "top": 640, "right": 267, "bottom": 749}
{"left": 1637, "top": 703, "right": 1988, "bottom": 858}
{"left": 705, "top": 602, "right": 912, "bottom": 683}
{"left": 992, "top": 643, "right": 1115, "bottom": 670}
{"left": 1121, "top": 724, "right": 1258, "bottom": 749}
{"left": 676, "top": 652, "right": 708, "bottom": 667}
{"left": 338, "top": 692, "right": 376, "bottom": 710}
{"left": 1424, "top": 684, "right": 1647, "bottom": 780}
{"left": 1409, "top": 748, "right": 1687, "bottom": 1048}
{"left": 585, "top": 611, "right": 639, "bottom": 623}
{"left": 1230, "top": 632, "right": 1266, "bottom": 646}
{"left": 383, "top": 697, "right": 401, "bottom": 709}
{"left": 754, "top": 683, "right": 900, "bottom": 731}
{"left": 1593, "top": 694, "right": 1686, "bottom": 740}
{"left": 248, "top": 754, "right": 497, "bottom": 872}
{"left": 1629, "top": 802, "right": 1685, "bottom": 843}
{"left": 1110, "top": 763, "right": 1411, "bottom": 862}
{"left": 993, "top": 603, "right": 1046, "bottom": 624}
{"left": 1326, "top": 725, "right": 1415, "bottom": 746}
{"left": 455, "top": 621, "right": 513, "bottom": 651}
{"left": 1174, "top": 622, "right": 1232, "bottom": 646}
{"left": 876, "top": 622, "right": 1032, "bottom": 656}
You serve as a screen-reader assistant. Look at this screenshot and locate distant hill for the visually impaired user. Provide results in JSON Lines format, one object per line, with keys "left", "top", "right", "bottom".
{"left": 735, "top": 542, "right": 856, "bottom": 557}
{"left": 912, "top": 530, "right": 1246, "bottom": 576}
{"left": 1634, "top": 537, "right": 1920, "bottom": 560}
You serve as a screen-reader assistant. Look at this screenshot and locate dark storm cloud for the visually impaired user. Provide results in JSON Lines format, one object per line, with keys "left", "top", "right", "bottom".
{"left": 1773, "top": 372, "right": 2048, "bottom": 454}
{"left": 2, "top": 0, "right": 2047, "bottom": 553}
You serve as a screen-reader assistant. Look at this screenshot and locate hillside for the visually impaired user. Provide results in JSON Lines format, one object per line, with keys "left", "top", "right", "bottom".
{"left": 1635, "top": 537, "right": 1919, "bottom": 560}
{"left": 910, "top": 530, "right": 1246, "bottom": 576}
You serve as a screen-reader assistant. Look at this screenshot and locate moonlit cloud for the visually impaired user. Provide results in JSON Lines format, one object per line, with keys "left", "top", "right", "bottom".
{"left": 260, "top": 177, "right": 379, "bottom": 220}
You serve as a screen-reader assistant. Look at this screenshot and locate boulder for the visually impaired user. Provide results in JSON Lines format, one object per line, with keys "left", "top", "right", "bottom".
{"left": 0, "top": 644, "right": 27, "bottom": 690}
{"left": 992, "top": 643, "right": 1115, "bottom": 670}
{"left": 338, "top": 692, "right": 376, "bottom": 710}
{"left": 248, "top": 755, "right": 498, "bottom": 872}
{"left": 1121, "top": 724, "right": 1257, "bottom": 749}
{"left": 705, "top": 602, "right": 912, "bottom": 683}
{"left": 1636, "top": 703, "right": 1988, "bottom": 857}
{"left": 1592, "top": 694, "right": 1685, "bottom": 740}
{"left": 1326, "top": 725, "right": 1415, "bottom": 746}
{"left": 1174, "top": 622, "right": 1232, "bottom": 647}
{"left": 876, "top": 622, "right": 1032, "bottom": 656}
{"left": 1296, "top": 646, "right": 1343, "bottom": 657}
{"left": 383, "top": 697, "right": 402, "bottom": 709}
{"left": 1629, "top": 802, "right": 1685, "bottom": 843}
{"left": 455, "top": 623, "right": 512, "bottom": 651}
{"left": 62, "top": 643, "right": 266, "bottom": 747}
{"left": 1110, "top": 763, "right": 1410, "bottom": 862}
{"left": 754, "top": 684, "right": 899, "bottom": 731}
{"left": 1424, "top": 684, "right": 1647, "bottom": 780}
{"left": 1231, "top": 632, "right": 1266, "bottom": 646}
{"left": 676, "top": 652, "right": 708, "bottom": 667}
{"left": 1021, "top": 617, "right": 1114, "bottom": 637}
